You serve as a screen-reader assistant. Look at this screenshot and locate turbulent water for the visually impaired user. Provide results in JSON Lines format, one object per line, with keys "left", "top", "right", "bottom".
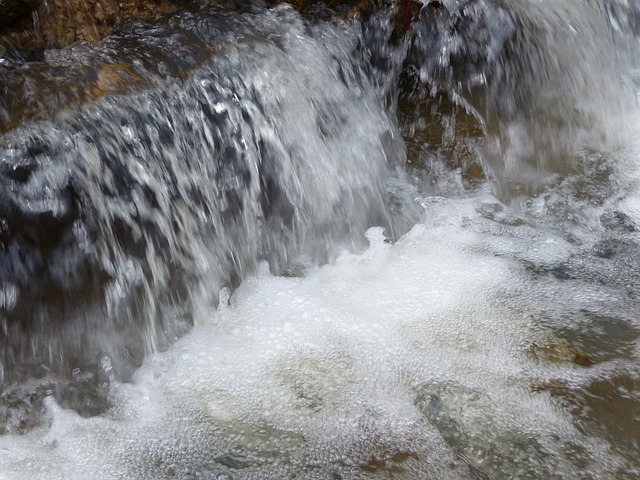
{"left": 0, "top": 0, "right": 639, "bottom": 478}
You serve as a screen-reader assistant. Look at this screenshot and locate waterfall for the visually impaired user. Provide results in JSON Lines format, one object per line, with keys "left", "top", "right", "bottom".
{"left": 0, "top": 4, "right": 412, "bottom": 392}
{"left": 408, "top": 0, "right": 639, "bottom": 195}
{"left": 0, "top": 1, "right": 639, "bottom": 478}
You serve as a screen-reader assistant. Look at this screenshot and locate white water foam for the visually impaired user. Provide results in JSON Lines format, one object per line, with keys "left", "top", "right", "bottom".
{"left": 0, "top": 185, "right": 629, "bottom": 479}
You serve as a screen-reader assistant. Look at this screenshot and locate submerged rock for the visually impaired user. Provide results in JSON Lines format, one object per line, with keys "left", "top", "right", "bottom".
{"left": 535, "top": 373, "right": 640, "bottom": 474}
{"left": 529, "top": 339, "right": 594, "bottom": 367}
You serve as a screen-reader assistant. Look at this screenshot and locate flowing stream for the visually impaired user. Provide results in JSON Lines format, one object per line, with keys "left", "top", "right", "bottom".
{"left": 0, "top": 1, "right": 639, "bottom": 478}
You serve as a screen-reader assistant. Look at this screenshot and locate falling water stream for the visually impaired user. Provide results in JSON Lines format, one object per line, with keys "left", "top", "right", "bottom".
{"left": 0, "top": 1, "right": 639, "bottom": 478}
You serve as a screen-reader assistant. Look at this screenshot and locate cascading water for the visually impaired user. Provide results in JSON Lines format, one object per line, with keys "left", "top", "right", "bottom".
{"left": 0, "top": 3, "right": 411, "bottom": 399}
{"left": 408, "top": 0, "right": 640, "bottom": 195}
{"left": 0, "top": 1, "right": 639, "bottom": 478}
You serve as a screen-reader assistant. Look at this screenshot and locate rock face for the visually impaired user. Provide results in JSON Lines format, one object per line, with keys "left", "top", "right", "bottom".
{"left": 0, "top": 0, "right": 183, "bottom": 50}
{"left": 0, "top": 0, "right": 399, "bottom": 51}
{"left": 35, "top": 0, "right": 182, "bottom": 46}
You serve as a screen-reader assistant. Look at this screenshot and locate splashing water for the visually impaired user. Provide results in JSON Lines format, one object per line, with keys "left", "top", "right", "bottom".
{"left": 0, "top": 1, "right": 640, "bottom": 478}
{"left": 408, "top": 0, "right": 640, "bottom": 194}
{"left": 0, "top": 4, "right": 409, "bottom": 390}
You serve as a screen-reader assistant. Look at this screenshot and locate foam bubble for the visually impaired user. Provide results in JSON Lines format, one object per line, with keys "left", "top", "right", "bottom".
{"left": 0, "top": 191, "right": 632, "bottom": 479}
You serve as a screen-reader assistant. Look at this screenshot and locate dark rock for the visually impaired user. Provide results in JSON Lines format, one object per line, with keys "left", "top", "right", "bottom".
{"left": 0, "top": 0, "right": 41, "bottom": 27}
{"left": 406, "top": 0, "right": 518, "bottom": 119}
{"left": 600, "top": 211, "right": 637, "bottom": 233}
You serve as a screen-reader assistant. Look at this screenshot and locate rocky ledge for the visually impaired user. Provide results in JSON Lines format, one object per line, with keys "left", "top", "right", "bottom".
{"left": 0, "top": 0, "right": 190, "bottom": 50}
{"left": 0, "top": 0, "right": 383, "bottom": 51}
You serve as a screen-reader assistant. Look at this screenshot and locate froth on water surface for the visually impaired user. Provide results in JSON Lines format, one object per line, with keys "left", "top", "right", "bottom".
{"left": 0, "top": 0, "right": 640, "bottom": 478}
{"left": 0, "top": 183, "right": 639, "bottom": 478}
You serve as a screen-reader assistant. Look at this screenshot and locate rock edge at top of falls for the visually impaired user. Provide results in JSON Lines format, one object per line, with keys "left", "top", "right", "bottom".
{"left": 0, "top": 0, "right": 390, "bottom": 51}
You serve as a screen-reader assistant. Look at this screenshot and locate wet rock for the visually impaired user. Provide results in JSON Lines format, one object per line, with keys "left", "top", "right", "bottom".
{"left": 600, "top": 210, "right": 637, "bottom": 233}
{"left": 0, "top": 4, "right": 405, "bottom": 431}
{"left": 0, "top": 0, "right": 41, "bottom": 27}
{"left": 269, "top": 0, "right": 369, "bottom": 15}
{"left": 413, "top": 382, "right": 570, "bottom": 479}
{"left": 591, "top": 237, "right": 640, "bottom": 263}
{"left": 0, "top": 379, "right": 52, "bottom": 434}
{"left": 0, "top": 0, "right": 184, "bottom": 51}
{"left": 536, "top": 374, "right": 640, "bottom": 474}
{"left": 529, "top": 339, "right": 593, "bottom": 367}
{"left": 0, "top": 366, "right": 111, "bottom": 434}
{"left": 398, "top": 90, "right": 484, "bottom": 169}
{"left": 332, "top": 450, "right": 419, "bottom": 475}
{"left": 401, "top": 0, "right": 637, "bottom": 199}
{"left": 35, "top": 0, "right": 182, "bottom": 47}
{"left": 0, "top": 12, "right": 218, "bottom": 133}
{"left": 0, "top": 0, "right": 401, "bottom": 134}
{"left": 0, "top": 8, "right": 224, "bottom": 395}
{"left": 406, "top": 0, "right": 517, "bottom": 102}
{"left": 269, "top": 0, "right": 417, "bottom": 40}
{"left": 0, "top": 0, "right": 395, "bottom": 51}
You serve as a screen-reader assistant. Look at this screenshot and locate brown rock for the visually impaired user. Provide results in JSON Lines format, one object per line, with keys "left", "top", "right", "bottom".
{"left": 0, "top": 61, "right": 149, "bottom": 133}
{"left": 529, "top": 339, "right": 594, "bottom": 367}
{"left": 33, "top": 0, "right": 182, "bottom": 49}
{"left": 0, "top": 0, "right": 398, "bottom": 52}
{"left": 0, "top": 0, "right": 183, "bottom": 51}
